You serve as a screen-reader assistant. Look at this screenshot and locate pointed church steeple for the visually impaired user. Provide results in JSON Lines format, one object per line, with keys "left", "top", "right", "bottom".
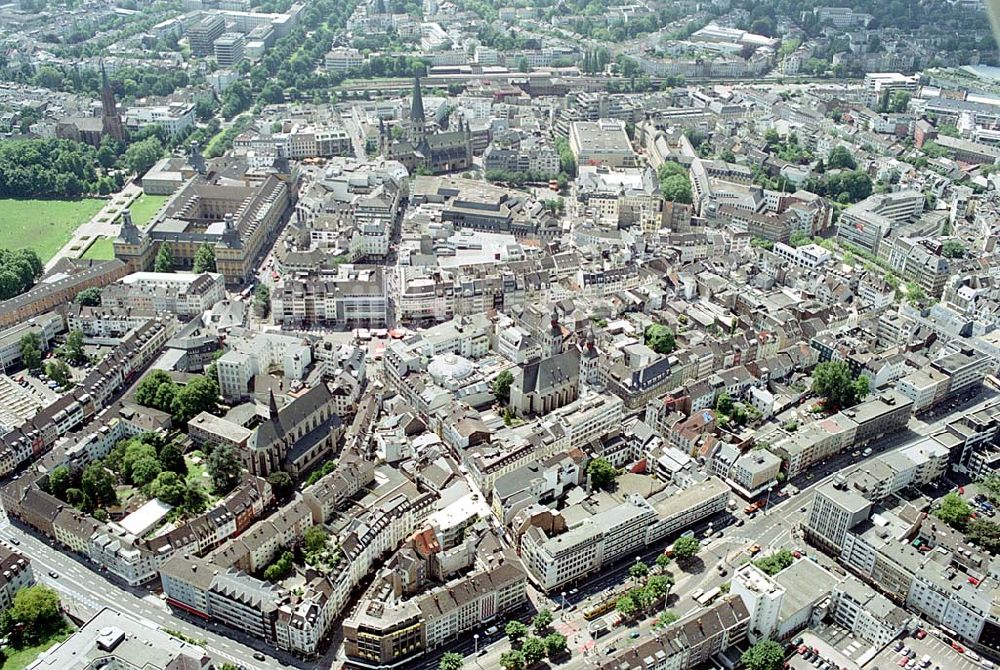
{"left": 268, "top": 389, "right": 280, "bottom": 420}
{"left": 410, "top": 77, "right": 425, "bottom": 126}
{"left": 99, "top": 60, "right": 125, "bottom": 143}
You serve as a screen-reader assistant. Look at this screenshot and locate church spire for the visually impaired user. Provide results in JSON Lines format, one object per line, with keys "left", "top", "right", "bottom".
{"left": 99, "top": 60, "right": 125, "bottom": 143}
{"left": 268, "top": 389, "right": 280, "bottom": 420}
{"left": 410, "top": 77, "right": 425, "bottom": 125}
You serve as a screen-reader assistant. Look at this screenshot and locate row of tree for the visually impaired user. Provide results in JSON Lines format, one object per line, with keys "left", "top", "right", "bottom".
{"left": 134, "top": 369, "right": 222, "bottom": 427}
{"left": 0, "top": 139, "right": 103, "bottom": 199}
{"left": 0, "top": 248, "right": 43, "bottom": 301}
{"left": 657, "top": 162, "right": 693, "bottom": 205}
{"left": 801, "top": 169, "right": 873, "bottom": 204}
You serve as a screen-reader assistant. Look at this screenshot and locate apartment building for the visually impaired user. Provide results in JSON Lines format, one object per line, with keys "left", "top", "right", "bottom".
{"left": 519, "top": 477, "right": 729, "bottom": 592}
{"left": 806, "top": 479, "right": 873, "bottom": 554}
{"left": 593, "top": 596, "right": 749, "bottom": 670}
{"left": 188, "top": 15, "right": 226, "bottom": 56}
{"left": 732, "top": 563, "right": 784, "bottom": 642}
{"left": 0, "top": 546, "right": 33, "bottom": 610}
{"left": 343, "top": 559, "right": 527, "bottom": 668}
{"left": 0, "top": 259, "right": 128, "bottom": 329}
{"left": 125, "top": 102, "right": 195, "bottom": 137}
{"left": 0, "top": 313, "right": 63, "bottom": 372}
{"left": 325, "top": 47, "right": 365, "bottom": 71}
{"left": 0, "top": 318, "right": 171, "bottom": 477}
{"left": 273, "top": 273, "right": 387, "bottom": 329}
{"left": 215, "top": 331, "right": 312, "bottom": 401}
{"left": 837, "top": 191, "right": 923, "bottom": 255}
{"left": 832, "top": 579, "right": 911, "bottom": 647}
{"left": 214, "top": 32, "right": 246, "bottom": 67}
{"left": 100, "top": 272, "right": 226, "bottom": 317}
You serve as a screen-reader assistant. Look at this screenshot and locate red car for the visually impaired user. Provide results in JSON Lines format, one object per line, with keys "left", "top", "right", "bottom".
{"left": 897, "top": 658, "right": 909, "bottom": 667}
{"left": 915, "top": 629, "right": 927, "bottom": 639}
{"left": 797, "top": 645, "right": 807, "bottom": 655}
{"left": 953, "top": 643, "right": 966, "bottom": 653}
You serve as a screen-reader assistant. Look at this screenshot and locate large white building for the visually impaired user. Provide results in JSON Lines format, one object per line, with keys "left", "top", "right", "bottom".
{"left": 125, "top": 102, "right": 196, "bottom": 137}
{"left": 101, "top": 272, "right": 226, "bottom": 317}
{"left": 732, "top": 563, "right": 784, "bottom": 642}
{"left": 216, "top": 331, "right": 312, "bottom": 401}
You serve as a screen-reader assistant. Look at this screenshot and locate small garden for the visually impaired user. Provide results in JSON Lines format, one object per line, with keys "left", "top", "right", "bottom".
{"left": 0, "top": 585, "right": 74, "bottom": 670}
{"left": 258, "top": 524, "right": 340, "bottom": 583}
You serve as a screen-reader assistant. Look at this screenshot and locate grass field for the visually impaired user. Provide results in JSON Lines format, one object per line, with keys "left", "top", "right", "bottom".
{"left": 1, "top": 627, "right": 74, "bottom": 670}
{"left": 0, "top": 198, "right": 104, "bottom": 261}
{"left": 124, "top": 194, "right": 169, "bottom": 228}
{"left": 81, "top": 236, "right": 115, "bottom": 260}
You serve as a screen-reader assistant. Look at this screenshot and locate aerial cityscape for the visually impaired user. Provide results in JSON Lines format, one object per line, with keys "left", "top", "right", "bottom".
{"left": 1, "top": 0, "right": 1000, "bottom": 669}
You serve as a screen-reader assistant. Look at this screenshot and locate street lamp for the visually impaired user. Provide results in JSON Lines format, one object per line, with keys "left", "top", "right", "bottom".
{"left": 763, "top": 485, "right": 774, "bottom": 515}
{"left": 561, "top": 591, "right": 567, "bottom": 611}
{"left": 474, "top": 633, "right": 479, "bottom": 654}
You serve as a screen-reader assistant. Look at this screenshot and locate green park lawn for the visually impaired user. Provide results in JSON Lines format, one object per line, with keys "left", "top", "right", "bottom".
{"left": 81, "top": 236, "right": 116, "bottom": 260}
{"left": 124, "top": 193, "right": 169, "bottom": 227}
{"left": 1, "top": 627, "right": 74, "bottom": 670}
{"left": 0, "top": 198, "right": 104, "bottom": 261}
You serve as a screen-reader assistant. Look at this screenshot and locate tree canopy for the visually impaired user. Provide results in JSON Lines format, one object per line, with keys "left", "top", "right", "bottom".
{"left": 123, "top": 136, "right": 163, "bottom": 176}
{"left": 587, "top": 457, "right": 619, "bottom": 490}
{"left": 935, "top": 492, "right": 972, "bottom": 530}
{"left": 811, "top": 361, "right": 869, "bottom": 411}
{"left": 658, "top": 162, "right": 693, "bottom": 204}
{"left": 753, "top": 548, "right": 795, "bottom": 576}
{"left": 672, "top": 535, "right": 700, "bottom": 559}
{"left": 439, "top": 652, "right": 464, "bottom": 670}
{"left": 1, "top": 585, "right": 63, "bottom": 646}
{"left": 741, "top": 640, "right": 785, "bottom": 670}
{"left": 643, "top": 324, "right": 676, "bottom": 355}
{"left": 154, "top": 243, "right": 173, "bottom": 273}
{"left": 0, "top": 139, "right": 100, "bottom": 198}
{"left": 967, "top": 518, "right": 1000, "bottom": 553}
{"left": 75, "top": 286, "right": 103, "bottom": 306}
{"left": 0, "top": 249, "right": 44, "bottom": 301}
{"left": 193, "top": 243, "right": 216, "bottom": 273}
{"left": 207, "top": 443, "right": 242, "bottom": 494}
{"left": 19, "top": 332, "right": 42, "bottom": 371}
{"left": 826, "top": 145, "right": 857, "bottom": 170}
{"left": 505, "top": 620, "right": 528, "bottom": 642}
{"left": 493, "top": 369, "right": 514, "bottom": 404}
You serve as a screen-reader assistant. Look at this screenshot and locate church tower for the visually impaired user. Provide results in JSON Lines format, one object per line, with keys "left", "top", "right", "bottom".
{"left": 408, "top": 77, "right": 427, "bottom": 146}
{"left": 100, "top": 62, "right": 126, "bottom": 143}
{"left": 542, "top": 305, "right": 564, "bottom": 358}
{"left": 579, "top": 326, "right": 600, "bottom": 386}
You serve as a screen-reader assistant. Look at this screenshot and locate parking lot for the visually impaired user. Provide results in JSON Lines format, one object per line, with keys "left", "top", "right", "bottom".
{"left": 788, "top": 628, "right": 864, "bottom": 670}
{"left": 789, "top": 628, "right": 993, "bottom": 670}
{"left": 864, "top": 634, "right": 987, "bottom": 670}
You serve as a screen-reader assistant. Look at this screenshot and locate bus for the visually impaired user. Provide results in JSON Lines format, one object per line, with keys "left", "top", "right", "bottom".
{"left": 696, "top": 587, "right": 721, "bottom": 606}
